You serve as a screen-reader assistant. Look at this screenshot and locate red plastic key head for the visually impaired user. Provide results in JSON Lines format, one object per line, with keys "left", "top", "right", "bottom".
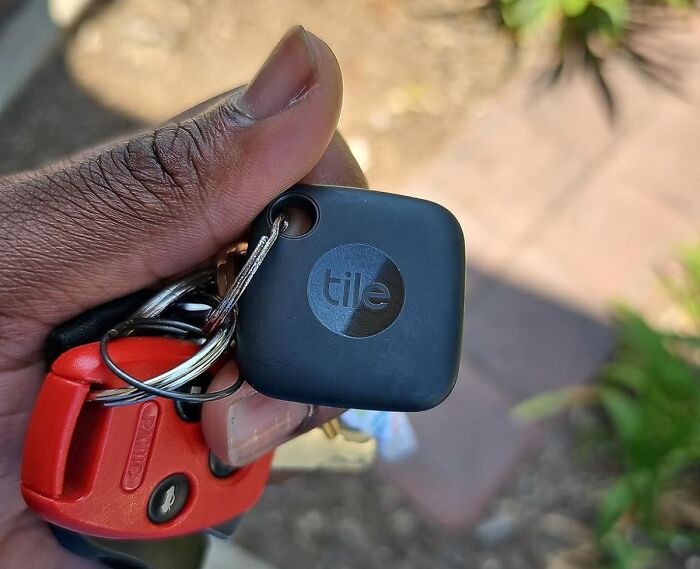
{"left": 21, "top": 337, "right": 272, "bottom": 539}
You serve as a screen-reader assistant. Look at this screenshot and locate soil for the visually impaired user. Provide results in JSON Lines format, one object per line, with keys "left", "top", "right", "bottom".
{"left": 236, "top": 416, "right": 686, "bottom": 569}
{"left": 236, "top": 424, "right": 611, "bottom": 569}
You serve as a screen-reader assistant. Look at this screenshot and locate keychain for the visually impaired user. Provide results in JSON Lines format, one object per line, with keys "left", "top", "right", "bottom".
{"left": 21, "top": 183, "right": 466, "bottom": 539}
{"left": 92, "top": 184, "right": 465, "bottom": 411}
{"left": 21, "top": 216, "right": 287, "bottom": 539}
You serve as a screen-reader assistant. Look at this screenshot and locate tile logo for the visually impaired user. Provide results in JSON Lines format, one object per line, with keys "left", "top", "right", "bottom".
{"left": 307, "top": 244, "right": 404, "bottom": 338}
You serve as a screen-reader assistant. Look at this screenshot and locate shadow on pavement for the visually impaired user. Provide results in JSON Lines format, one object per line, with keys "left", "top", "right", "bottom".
{"left": 0, "top": 47, "right": 143, "bottom": 175}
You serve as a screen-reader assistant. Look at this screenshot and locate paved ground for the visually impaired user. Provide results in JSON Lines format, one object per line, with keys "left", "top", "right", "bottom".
{"left": 1, "top": 2, "right": 699, "bottom": 567}
{"left": 383, "top": 16, "right": 700, "bottom": 529}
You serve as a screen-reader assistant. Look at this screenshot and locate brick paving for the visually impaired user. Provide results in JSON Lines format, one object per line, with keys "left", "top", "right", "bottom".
{"left": 377, "top": 358, "right": 540, "bottom": 528}
{"left": 383, "top": 18, "right": 700, "bottom": 529}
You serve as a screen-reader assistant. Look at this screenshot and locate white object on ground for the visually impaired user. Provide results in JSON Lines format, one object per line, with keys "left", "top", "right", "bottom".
{"left": 340, "top": 410, "right": 418, "bottom": 462}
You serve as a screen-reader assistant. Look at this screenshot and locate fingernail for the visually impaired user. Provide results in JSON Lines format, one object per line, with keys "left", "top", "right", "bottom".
{"left": 225, "top": 387, "right": 311, "bottom": 466}
{"left": 234, "top": 25, "right": 318, "bottom": 120}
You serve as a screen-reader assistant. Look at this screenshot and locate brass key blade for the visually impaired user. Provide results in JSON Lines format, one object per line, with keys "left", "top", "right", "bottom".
{"left": 272, "top": 421, "right": 377, "bottom": 473}
{"left": 320, "top": 417, "right": 342, "bottom": 438}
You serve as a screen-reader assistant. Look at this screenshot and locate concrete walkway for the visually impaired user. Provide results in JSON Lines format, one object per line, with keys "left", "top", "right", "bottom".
{"left": 380, "top": 18, "right": 700, "bottom": 529}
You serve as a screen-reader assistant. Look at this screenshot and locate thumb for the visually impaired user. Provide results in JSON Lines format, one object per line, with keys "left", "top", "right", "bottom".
{"left": 0, "top": 26, "right": 341, "bottom": 340}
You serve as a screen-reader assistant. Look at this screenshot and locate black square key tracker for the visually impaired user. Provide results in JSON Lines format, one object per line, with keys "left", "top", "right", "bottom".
{"left": 236, "top": 184, "right": 466, "bottom": 411}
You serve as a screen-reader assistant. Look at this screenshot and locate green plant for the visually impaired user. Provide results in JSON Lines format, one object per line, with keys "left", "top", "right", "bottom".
{"left": 499, "top": 0, "right": 628, "bottom": 43}
{"left": 513, "top": 243, "right": 700, "bottom": 568}
{"left": 662, "top": 243, "right": 700, "bottom": 327}
{"left": 494, "top": 0, "right": 695, "bottom": 115}
{"left": 417, "top": 0, "right": 694, "bottom": 113}
{"left": 596, "top": 308, "right": 700, "bottom": 568}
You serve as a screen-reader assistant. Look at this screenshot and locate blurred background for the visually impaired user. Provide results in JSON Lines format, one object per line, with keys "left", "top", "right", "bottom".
{"left": 2, "top": 0, "right": 700, "bottom": 567}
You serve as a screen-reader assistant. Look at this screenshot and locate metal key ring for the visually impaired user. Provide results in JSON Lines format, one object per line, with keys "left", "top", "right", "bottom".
{"left": 110, "top": 317, "right": 204, "bottom": 337}
{"left": 92, "top": 214, "right": 285, "bottom": 406}
{"left": 90, "top": 270, "right": 231, "bottom": 405}
{"left": 94, "top": 317, "right": 236, "bottom": 405}
{"left": 92, "top": 316, "right": 239, "bottom": 406}
{"left": 133, "top": 270, "right": 216, "bottom": 319}
{"left": 203, "top": 213, "right": 287, "bottom": 334}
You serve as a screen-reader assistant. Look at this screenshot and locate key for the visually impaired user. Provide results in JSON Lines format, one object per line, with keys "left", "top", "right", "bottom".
{"left": 236, "top": 184, "right": 466, "bottom": 411}
{"left": 271, "top": 418, "right": 377, "bottom": 472}
{"left": 21, "top": 337, "right": 271, "bottom": 539}
{"left": 215, "top": 242, "right": 248, "bottom": 298}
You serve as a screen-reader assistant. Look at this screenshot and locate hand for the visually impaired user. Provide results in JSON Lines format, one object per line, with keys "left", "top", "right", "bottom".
{"left": 0, "top": 26, "right": 366, "bottom": 569}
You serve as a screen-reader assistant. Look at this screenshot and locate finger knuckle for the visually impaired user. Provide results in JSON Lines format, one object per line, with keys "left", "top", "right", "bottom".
{"left": 151, "top": 121, "right": 209, "bottom": 194}
{"left": 103, "top": 120, "right": 213, "bottom": 216}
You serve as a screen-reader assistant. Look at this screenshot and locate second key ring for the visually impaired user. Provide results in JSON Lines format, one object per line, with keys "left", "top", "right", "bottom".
{"left": 94, "top": 316, "right": 242, "bottom": 406}
{"left": 92, "top": 214, "right": 287, "bottom": 407}
{"left": 91, "top": 271, "right": 239, "bottom": 406}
